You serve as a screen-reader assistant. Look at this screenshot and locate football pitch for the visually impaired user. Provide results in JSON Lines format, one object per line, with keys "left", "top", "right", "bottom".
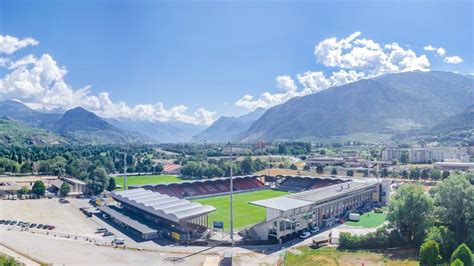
{"left": 113, "top": 174, "right": 183, "bottom": 188}
{"left": 193, "top": 189, "right": 289, "bottom": 230}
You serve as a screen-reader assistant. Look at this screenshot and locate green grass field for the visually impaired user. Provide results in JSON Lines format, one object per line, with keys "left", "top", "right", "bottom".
{"left": 193, "top": 189, "right": 289, "bottom": 230}
{"left": 345, "top": 212, "right": 387, "bottom": 228}
{"left": 113, "top": 174, "right": 183, "bottom": 188}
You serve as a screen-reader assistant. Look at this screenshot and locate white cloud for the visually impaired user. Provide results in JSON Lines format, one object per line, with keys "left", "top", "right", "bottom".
{"left": 444, "top": 55, "right": 463, "bottom": 64}
{"left": 0, "top": 35, "right": 38, "bottom": 54}
{"left": 0, "top": 36, "right": 217, "bottom": 126}
{"left": 424, "top": 45, "right": 463, "bottom": 65}
{"left": 235, "top": 32, "right": 470, "bottom": 111}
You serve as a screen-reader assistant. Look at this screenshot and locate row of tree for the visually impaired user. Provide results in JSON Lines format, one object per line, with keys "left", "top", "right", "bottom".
{"left": 340, "top": 173, "right": 474, "bottom": 264}
{"left": 180, "top": 157, "right": 267, "bottom": 178}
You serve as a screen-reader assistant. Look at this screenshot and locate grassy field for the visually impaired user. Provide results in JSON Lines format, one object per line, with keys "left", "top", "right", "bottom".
{"left": 345, "top": 212, "right": 387, "bottom": 228}
{"left": 284, "top": 247, "right": 418, "bottom": 266}
{"left": 113, "top": 174, "right": 183, "bottom": 188}
{"left": 193, "top": 189, "right": 289, "bottom": 230}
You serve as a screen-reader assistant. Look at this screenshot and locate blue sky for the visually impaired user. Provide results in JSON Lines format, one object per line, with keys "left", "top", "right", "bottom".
{"left": 0, "top": 0, "right": 472, "bottom": 124}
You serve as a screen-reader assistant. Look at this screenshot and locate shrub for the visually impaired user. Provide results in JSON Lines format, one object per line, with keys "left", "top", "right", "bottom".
{"left": 451, "top": 258, "right": 464, "bottom": 266}
{"left": 451, "top": 243, "right": 473, "bottom": 266}
{"left": 419, "top": 240, "right": 442, "bottom": 266}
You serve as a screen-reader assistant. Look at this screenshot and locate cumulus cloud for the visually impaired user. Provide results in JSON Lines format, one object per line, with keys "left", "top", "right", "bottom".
{"left": 0, "top": 35, "right": 38, "bottom": 54}
{"left": 444, "top": 55, "right": 463, "bottom": 64}
{"left": 235, "top": 32, "right": 465, "bottom": 111}
{"left": 424, "top": 44, "right": 462, "bottom": 64}
{"left": 0, "top": 35, "right": 216, "bottom": 125}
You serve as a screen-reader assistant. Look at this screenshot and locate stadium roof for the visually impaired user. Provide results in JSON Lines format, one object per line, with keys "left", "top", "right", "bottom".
{"left": 100, "top": 206, "right": 157, "bottom": 235}
{"left": 250, "top": 180, "right": 378, "bottom": 211}
{"left": 111, "top": 188, "right": 216, "bottom": 223}
{"left": 250, "top": 196, "right": 311, "bottom": 211}
{"left": 289, "top": 180, "right": 378, "bottom": 204}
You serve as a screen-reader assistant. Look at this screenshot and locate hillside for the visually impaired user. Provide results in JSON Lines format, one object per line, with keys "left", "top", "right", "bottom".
{"left": 0, "top": 118, "right": 67, "bottom": 145}
{"left": 196, "top": 108, "right": 265, "bottom": 143}
{"left": 108, "top": 118, "right": 206, "bottom": 143}
{"left": 0, "top": 102, "right": 150, "bottom": 145}
{"left": 241, "top": 71, "right": 474, "bottom": 142}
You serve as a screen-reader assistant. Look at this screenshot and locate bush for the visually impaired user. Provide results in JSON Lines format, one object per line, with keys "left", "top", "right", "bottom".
{"left": 32, "top": 180, "right": 45, "bottom": 197}
{"left": 451, "top": 258, "right": 464, "bottom": 266}
{"left": 338, "top": 227, "right": 389, "bottom": 250}
{"left": 451, "top": 243, "right": 473, "bottom": 266}
{"left": 419, "top": 240, "right": 442, "bottom": 266}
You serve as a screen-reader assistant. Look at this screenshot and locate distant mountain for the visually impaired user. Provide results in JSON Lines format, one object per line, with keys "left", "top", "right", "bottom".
{"left": 196, "top": 108, "right": 266, "bottom": 143}
{"left": 0, "top": 117, "right": 67, "bottom": 145}
{"left": 0, "top": 100, "right": 61, "bottom": 127}
{"left": 241, "top": 71, "right": 474, "bottom": 142}
{"left": 0, "top": 101, "right": 150, "bottom": 145}
{"left": 108, "top": 118, "right": 206, "bottom": 143}
{"left": 430, "top": 104, "right": 474, "bottom": 134}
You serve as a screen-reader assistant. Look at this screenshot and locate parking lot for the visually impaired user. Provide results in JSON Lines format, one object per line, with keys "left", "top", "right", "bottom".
{"left": 0, "top": 198, "right": 99, "bottom": 236}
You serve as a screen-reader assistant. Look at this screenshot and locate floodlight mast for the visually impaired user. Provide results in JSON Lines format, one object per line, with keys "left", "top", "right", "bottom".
{"left": 123, "top": 152, "right": 127, "bottom": 190}
{"left": 229, "top": 143, "right": 234, "bottom": 244}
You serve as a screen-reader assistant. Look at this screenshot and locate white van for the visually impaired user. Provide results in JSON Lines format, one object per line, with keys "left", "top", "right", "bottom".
{"left": 112, "top": 238, "right": 125, "bottom": 245}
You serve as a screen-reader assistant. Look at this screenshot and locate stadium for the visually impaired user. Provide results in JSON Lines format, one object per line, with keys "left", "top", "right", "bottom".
{"left": 104, "top": 175, "right": 389, "bottom": 244}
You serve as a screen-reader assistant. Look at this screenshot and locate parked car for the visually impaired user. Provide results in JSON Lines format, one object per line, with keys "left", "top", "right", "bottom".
{"left": 11, "top": 221, "right": 17, "bottom": 225}
{"left": 48, "top": 225, "right": 55, "bottom": 230}
{"left": 103, "top": 231, "right": 114, "bottom": 237}
{"left": 0, "top": 220, "right": 5, "bottom": 224}
{"left": 42, "top": 224, "right": 49, "bottom": 229}
{"left": 299, "top": 231, "right": 311, "bottom": 239}
{"left": 310, "top": 227, "right": 320, "bottom": 234}
{"left": 59, "top": 198, "right": 70, "bottom": 204}
{"left": 37, "top": 224, "right": 43, "bottom": 228}
{"left": 5, "top": 220, "right": 11, "bottom": 224}
{"left": 30, "top": 223, "right": 37, "bottom": 228}
{"left": 112, "top": 238, "right": 125, "bottom": 245}
{"left": 96, "top": 227, "right": 107, "bottom": 233}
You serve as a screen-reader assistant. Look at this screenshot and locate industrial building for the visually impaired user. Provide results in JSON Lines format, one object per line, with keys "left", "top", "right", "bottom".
{"left": 107, "top": 188, "right": 216, "bottom": 242}
{"left": 247, "top": 180, "right": 389, "bottom": 241}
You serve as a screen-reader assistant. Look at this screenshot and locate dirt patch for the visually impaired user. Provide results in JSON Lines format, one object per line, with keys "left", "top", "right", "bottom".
{"left": 309, "top": 255, "right": 338, "bottom": 266}
{"left": 339, "top": 253, "right": 384, "bottom": 266}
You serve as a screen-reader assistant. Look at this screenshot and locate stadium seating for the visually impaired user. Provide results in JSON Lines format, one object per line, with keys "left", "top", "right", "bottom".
{"left": 278, "top": 176, "right": 344, "bottom": 192}
{"left": 144, "top": 176, "right": 265, "bottom": 198}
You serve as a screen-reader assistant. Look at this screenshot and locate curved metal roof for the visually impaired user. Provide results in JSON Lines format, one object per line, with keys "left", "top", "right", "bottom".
{"left": 111, "top": 188, "right": 216, "bottom": 223}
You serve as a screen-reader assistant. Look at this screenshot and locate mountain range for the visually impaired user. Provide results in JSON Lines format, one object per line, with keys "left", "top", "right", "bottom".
{"left": 195, "top": 108, "right": 266, "bottom": 143}
{"left": 240, "top": 71, "right": 474, "bottom": 142}
{"left": 0, "top": 71, "right": 473, "bottom": 145}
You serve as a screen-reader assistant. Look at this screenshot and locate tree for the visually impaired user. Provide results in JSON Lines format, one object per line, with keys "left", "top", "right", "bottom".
{"left": 331, "top": 168, "right": 337, "bottom": 175}
{"left": 19, "top": 186, "right": 29, "bottom": 195}
{"left": 346, "top": 170, "right": 354, "bottom": 177}
{"left": 451, "top": 243, "right": 473, "bottom": 266}
{"left": 86, "top": 166, "right": 109, "bottom": 195}
{"left": 316, "top": 165, "right": 324, "bottom": 174}
{"left": 240, "top": 157, "right": 255, "bottom": 175}
{"left": 31, "top": 180, "right": 46, "bottom": 197}
{"left": 430, "top": 169, "right": 442, "bottom": 181}
{"left": 432, "top": 174, "right": 474, "bottom": 247}
{"left": 409, "top": 168, "right": 421, "bottom": 180}
{"left": 442, "top": 171, "right": 450, "bottom": 179}
{"left": 289, "top": 164, "right": 297, "bottom": 170}
{"left": 426, "top": 226, "right": 456, "bottom": 259}
{"left": 419, "top": 240, "right": 442, "bottom": 266}
{"left": 303, "top": 165, "right": 310, "bottom": 171}
{"left": 107, "top": 177, "right": 116, "bottom": 191}
{"left": 451, "top": 258, "right": 464, "bottom": 266}
{"left": 387, "top": 183, "right": 433, "bottom": 244}
{"left": 400, "top": 152, "right": 409, "bottom": 164}
{"left": 60, "top": 182, "right": 71, "bottom": 197}
{"left": 381, "top": 168, "right": 389, "bottom": 178}
{"left": 154, "top": 164, "right": 164, "bottom": 174}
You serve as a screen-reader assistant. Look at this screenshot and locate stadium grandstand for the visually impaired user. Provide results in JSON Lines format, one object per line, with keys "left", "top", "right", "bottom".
{"left": 106, "top": 188, "right": 216, "bottom": 242}
{"left": 276, "top": 175, "right": 346, "bottom": 192}
{"left": 131, "top": 175, "right": 265, "bottom": 198}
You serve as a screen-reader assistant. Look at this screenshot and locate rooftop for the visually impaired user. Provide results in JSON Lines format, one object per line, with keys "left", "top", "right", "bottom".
{"left": 250, "top": 180, "right": 379, "bottom": 211}
{"left": 111, "top": 188, "right": 216, "bottom": 223}
{"left": 100, "top": 206, "right": 157, "bottom": 235}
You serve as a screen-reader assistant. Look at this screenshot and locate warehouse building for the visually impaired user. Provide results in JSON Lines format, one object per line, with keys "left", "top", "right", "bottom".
{"left": 108, "top": 188, "right": 216, "bottom": 242}
{"left": 247, "top": 180, "right": 389, "bottom": 241}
